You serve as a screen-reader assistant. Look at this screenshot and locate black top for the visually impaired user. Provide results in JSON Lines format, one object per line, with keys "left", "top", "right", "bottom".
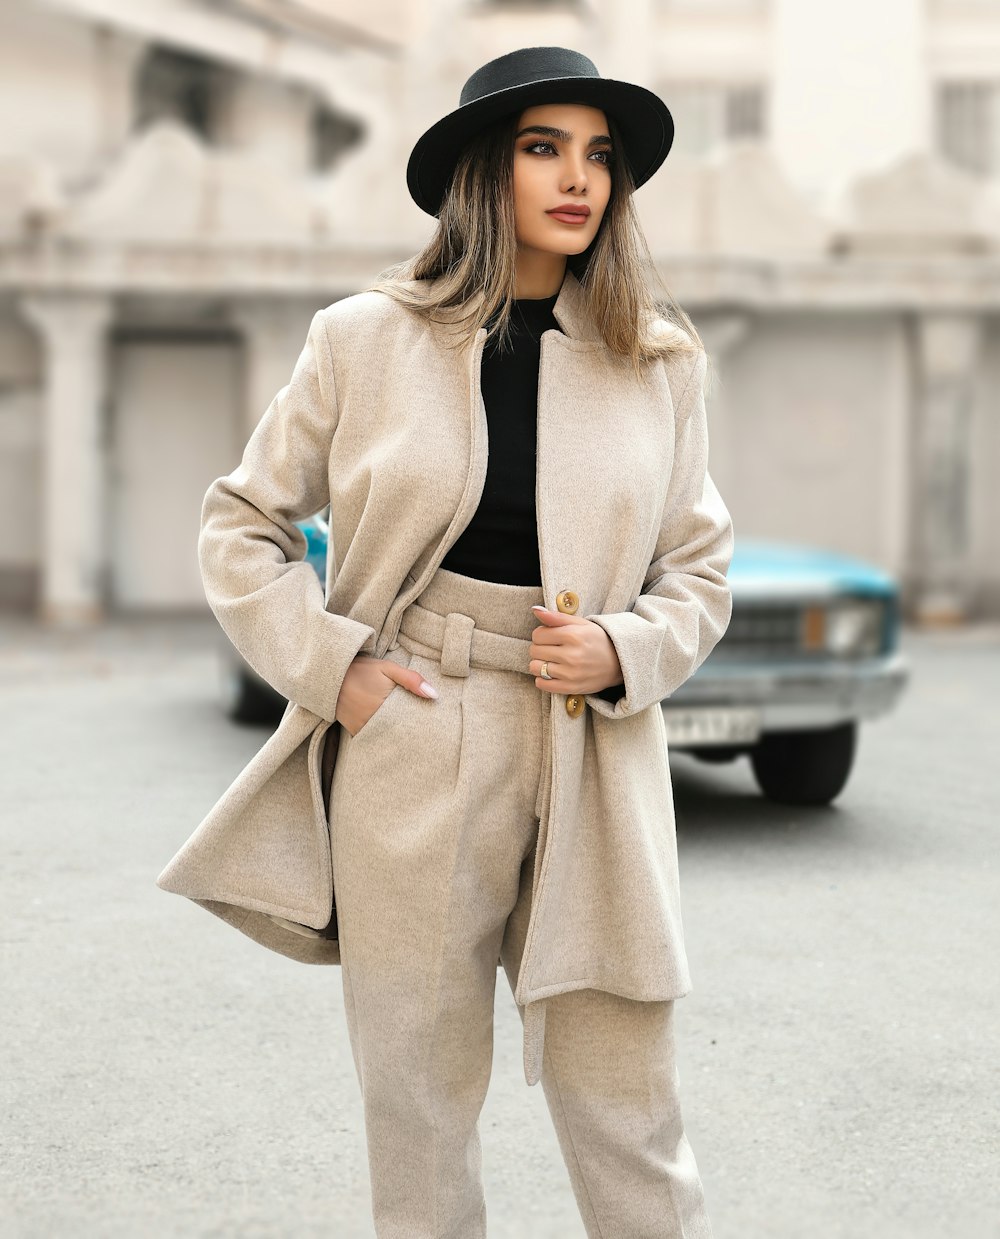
{"left": 439, "top": 289, "right": 625, "bottom": 704}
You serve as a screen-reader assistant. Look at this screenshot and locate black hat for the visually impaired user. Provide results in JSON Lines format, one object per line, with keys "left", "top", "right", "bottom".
{"left": 406, "top": 45, "right": 675, "bottom": 218}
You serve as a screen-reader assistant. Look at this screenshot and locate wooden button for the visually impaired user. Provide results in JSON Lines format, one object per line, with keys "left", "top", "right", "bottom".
{"left": 565, "top": 694, "right": 586, "bottom": 718}
{"left": 555, "top": 590, "right": 579, "bottom": 614}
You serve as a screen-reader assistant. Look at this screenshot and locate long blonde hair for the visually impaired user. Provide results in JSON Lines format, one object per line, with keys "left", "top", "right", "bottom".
{"left": 367, "top": 108, "right": 704, "bottom": 386}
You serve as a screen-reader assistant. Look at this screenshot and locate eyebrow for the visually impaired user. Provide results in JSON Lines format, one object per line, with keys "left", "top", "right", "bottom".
{"left": 515, "top": 125, "right": 614, "bottom": 147}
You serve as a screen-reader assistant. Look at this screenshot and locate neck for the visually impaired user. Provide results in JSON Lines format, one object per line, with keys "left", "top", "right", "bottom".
{"left": 514, "top": 250, "right": 567, "bottom": 300}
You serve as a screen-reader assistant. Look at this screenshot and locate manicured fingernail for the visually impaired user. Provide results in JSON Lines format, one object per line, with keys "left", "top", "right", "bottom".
{"left": 420, "top": 681, "right": 438, "bottom": 698}
{"left": 531, "top": 605, "right": 546, "bottom": 612}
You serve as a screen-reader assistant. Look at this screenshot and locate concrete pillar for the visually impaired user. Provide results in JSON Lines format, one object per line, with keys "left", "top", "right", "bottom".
{"left": 911, "top": 312, "right": 981, "bottom": 625}
{"left": 698, "top": 312, "right": 750, "bottom": 503}
{"left": 20, "top": 293, "right": 114, "bottom": 626}
{"left": 700, "top": 313, "right": 751, "bottom": 363}
{"left": 231, "top": 300, "right": 317, "bottom": 437}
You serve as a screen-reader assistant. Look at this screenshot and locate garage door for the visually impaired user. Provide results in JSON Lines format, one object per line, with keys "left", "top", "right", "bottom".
{"left": 110, "top": 334, "right": 241, "bottom": 609}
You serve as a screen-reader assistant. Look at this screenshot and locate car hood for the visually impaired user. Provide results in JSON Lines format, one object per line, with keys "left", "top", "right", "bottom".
{"left": 728, "top": 539, "right": 898, "bottom": 599}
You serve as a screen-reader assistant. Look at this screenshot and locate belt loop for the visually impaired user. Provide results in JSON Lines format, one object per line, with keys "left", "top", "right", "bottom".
{"left": 440, "top": 611, "right": 475, "bottom": 677}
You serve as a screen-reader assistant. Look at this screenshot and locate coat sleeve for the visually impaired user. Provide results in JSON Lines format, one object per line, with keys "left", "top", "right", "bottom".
{"left": 583, "top": 346, "right": 734, "bottom": 720}
{"left": 198, "top": 308, "right": 377, "bottom": 722}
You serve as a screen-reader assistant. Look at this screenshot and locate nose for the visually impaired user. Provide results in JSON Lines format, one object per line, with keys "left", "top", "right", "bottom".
{"left": 562, "top": 149, "right": 590, "bottom": 193}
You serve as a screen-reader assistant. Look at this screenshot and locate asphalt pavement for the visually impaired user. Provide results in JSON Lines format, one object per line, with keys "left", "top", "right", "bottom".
{"left": 1, "top": 614, "right": 998, "bottom": 1239}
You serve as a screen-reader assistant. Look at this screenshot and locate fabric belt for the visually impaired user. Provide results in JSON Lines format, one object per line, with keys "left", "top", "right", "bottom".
{"left": 395, "top": 602, "right": 534, "bottom": 679}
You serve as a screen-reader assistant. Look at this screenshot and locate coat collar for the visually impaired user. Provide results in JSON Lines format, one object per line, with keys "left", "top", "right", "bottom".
{"left": 550, "top": 268, "right": 602, "bottom": 344}
{"left": 418, "top": 267, "right": 603, "bottom": 346}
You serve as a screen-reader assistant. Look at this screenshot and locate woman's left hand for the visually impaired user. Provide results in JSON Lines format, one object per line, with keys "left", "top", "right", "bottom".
{"left": 528, "top": 605, "right": 624, "bottom": 696}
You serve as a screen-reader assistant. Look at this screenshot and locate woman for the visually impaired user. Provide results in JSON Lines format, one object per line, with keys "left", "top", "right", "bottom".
{"left": 158, "top": 46, "right": 732, "bottom": 1239}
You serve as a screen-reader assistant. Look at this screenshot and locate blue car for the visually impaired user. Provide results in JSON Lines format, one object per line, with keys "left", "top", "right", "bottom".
{"left": 666, "top": 538, "right": 910, "bottom": 803}
{"left": 219, "top": 519, "right": 910, "bottom": 806}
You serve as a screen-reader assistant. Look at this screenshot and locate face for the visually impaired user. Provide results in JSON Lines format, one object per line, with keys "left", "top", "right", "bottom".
{"left": 511, "top": 102, "right": 614, "bottom": 260}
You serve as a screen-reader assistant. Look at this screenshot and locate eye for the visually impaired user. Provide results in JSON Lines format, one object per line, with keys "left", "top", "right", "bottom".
{"left": 524, "top": 141, "right": 615, "bottom": 166}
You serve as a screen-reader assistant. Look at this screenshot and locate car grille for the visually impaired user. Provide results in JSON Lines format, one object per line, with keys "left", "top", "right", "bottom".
{"left": 719, "top": 604, "right": 802, "bottom": 655}
{"left": 710, "top": 600, "right": 888, "bottom": 661}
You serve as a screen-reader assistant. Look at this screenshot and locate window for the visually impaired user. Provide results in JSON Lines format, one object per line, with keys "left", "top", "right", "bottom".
{"left": 134, "top": 46, "right": 231, "bottom": 143}
{"left": 661, "top": 80, "right": 767, "bottom": 155}
{"left": 935, "top": 79, "right": 1000, "bottom": 177}
{"left": 310, "top": 106, "right": 366, "bottom": 174}
{"left": 726, "top": 83, "right": 765, "bottom": 139}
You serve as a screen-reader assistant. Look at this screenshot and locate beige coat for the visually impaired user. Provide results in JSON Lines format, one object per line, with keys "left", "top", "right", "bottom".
{"left": 156, "top": 268, "right": 734, "bottom": 1086}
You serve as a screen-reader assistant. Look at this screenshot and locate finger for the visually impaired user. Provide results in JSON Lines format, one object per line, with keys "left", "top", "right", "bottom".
{"left": 383, "top": 664, "right": 439, "bottom": 699}
{"left": 534, "top": 674, "right": 577, "bottom": 694}
{"left": 529, "top": 635, "right": 568, "bottom": 658}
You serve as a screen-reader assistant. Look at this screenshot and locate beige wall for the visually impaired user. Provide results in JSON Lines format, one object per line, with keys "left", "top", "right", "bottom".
{"left": 2, "top": 0, "right": 1000, "bottom": 618}
{"left": 709, "top": 312, "right": 911, "bottom": 571}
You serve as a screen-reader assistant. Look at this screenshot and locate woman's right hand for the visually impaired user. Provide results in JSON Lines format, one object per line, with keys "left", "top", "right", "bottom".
{"left": 335, "top": 654, "right": 439, "bottom": 737}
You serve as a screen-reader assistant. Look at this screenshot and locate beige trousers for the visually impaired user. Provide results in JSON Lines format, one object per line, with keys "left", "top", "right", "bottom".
{"left": 329, "top": 566, "right": 713, "bottom": 1239}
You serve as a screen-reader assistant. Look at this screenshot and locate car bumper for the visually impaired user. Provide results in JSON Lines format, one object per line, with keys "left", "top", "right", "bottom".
{"left": 666, "top": 649, "right": 911, "bottom": 734}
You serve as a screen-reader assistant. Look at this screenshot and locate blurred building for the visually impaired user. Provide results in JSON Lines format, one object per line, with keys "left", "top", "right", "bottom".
{"left": 1, "top": 0, "right": 999, "bottom": 624}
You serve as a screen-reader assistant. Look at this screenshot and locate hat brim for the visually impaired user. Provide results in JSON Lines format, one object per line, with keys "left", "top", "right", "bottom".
{"left": 406, "top": 76, "right": 674, "bottom": 217}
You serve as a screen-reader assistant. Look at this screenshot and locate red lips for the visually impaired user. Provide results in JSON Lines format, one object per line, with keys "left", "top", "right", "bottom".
{"left": 546, "top": 203, "right": 590, "bottom": 217}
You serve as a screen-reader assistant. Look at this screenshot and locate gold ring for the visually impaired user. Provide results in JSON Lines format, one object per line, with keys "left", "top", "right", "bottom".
{"left": 540, "top": 661, "right": 553, "bottom": 680}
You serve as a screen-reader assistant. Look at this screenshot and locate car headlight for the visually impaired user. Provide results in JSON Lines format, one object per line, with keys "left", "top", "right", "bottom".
{"left": 820, "top": 600, "right": 885, "bottom": 657}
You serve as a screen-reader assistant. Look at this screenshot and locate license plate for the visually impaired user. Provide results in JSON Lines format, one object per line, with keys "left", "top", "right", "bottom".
{"left": 662, "top": 706, "right": 761, "bottom": 745}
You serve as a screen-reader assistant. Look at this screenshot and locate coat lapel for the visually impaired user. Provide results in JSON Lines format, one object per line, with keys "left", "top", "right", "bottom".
{"left": 538, "top": 274, "right": 675, "bottom": 620}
